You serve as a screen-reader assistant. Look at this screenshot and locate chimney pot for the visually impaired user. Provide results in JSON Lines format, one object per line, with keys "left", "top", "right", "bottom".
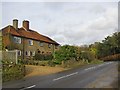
{"left": 13, "top": 19, "right": 18, "bottom": 30}
{"left": 23, "top": 20, "right": 29, "bottom": 30}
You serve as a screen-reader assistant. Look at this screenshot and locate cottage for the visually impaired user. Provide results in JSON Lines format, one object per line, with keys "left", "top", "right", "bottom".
{"left": 1, "top": 19, "right": 60, "bottom": 59}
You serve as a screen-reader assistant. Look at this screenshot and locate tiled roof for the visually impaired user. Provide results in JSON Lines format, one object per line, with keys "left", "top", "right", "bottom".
{"left": 2, "top": 25, "right": 59, "bottom": 45}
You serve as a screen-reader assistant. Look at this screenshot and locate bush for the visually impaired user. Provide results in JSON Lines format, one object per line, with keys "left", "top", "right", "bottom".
{"left": 54, "top": 45, "right": 77, "bottom": 62}
{"left": 38, "top": 61, "right": 48, "bottom": 66}
{"left": 44, "top": 54, "right": 53, "bottom": 60}
{"left": 34, "top": 53, "right": 53, "bottom": 60}
{"left": 2, "top": 60, "right": 24, "bottom": 82}
{"left": 48, "top": 60, "right": 56, "bottom": 67}
{"left": 80, "top": 51, "right": 95, "bottom": 63}
{"left": 53, "top": 60, "right": 61, "bottom": 65}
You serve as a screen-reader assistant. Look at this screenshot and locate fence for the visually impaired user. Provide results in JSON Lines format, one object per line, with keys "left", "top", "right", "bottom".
{"left": 1, "top": 50, "right": 18, "bottom": 64}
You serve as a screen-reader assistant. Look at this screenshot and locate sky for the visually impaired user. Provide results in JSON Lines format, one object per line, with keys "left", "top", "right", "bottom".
{"left": 1, "top": 0, "right": 119, "bottom": 46}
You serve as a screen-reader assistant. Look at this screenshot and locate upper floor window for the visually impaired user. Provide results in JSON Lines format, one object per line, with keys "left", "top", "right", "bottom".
{"left": 13, "top": 36, "right": 21, "bottom": 44}
{"left": 28, "top": 39, "right": 33, "bottom": 45}
{"left": 55, "top": 45, "right": 58, "bottom": 49}
{"left": 48, "top": 44, "right": 52, "bottom": 48}
{"left": 39, "top": 41, "right": 44, "bottom": 47}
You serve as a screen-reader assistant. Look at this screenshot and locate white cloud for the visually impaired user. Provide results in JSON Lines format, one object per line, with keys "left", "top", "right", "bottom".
{"left": 41, "top": 2, "right": 118, "bottom": 45}
{"left": 2, "top": 2, "right": 118, "bottom": 45}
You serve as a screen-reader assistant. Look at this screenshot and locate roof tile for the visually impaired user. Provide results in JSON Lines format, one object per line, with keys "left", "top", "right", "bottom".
{"left": 2, "top": 25, "right": 59, "bottom": 45}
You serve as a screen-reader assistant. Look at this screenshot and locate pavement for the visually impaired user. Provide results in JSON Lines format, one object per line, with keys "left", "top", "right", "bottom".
{"left": 2, "top": 61, "right": 119, "bottom": 89}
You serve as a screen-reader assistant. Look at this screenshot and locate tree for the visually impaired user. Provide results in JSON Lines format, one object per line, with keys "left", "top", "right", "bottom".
{"left": 95, "top": 32, "right": 120, "bottom": 59}
{"left": 54, "top": 45, "right": 78, "bottom": 64}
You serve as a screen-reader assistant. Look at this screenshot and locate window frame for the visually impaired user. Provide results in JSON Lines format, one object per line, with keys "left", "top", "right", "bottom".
{"left": 32, "top": 51, "right": 35, "bottom": 56}
{"left": 17, "top": 50, "right": 21, "bottom": 56}
{"left": 28, "top": 39, "right": 33, "bottom": 46}
{"left": 13, "top": 36, "right": 21, "bottom": 44}
{"left": 25, "top": 51, "right": 30, "bottom": 56}
{"left": 39, "top": 41, "right": 44, "bottom": 47}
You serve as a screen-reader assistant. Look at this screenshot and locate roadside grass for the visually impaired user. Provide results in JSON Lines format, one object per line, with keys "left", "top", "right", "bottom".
{"left": 2, "top": 59, "right": 104, "bottom": 82}
{"left": 61, "top": 59, "right": 103, "bottom": 69}
{"left": 89, "top": 59, "right": 103, "bottom": 64}
{"left": 25, "top": 59, "right": 103, "bottom": 77}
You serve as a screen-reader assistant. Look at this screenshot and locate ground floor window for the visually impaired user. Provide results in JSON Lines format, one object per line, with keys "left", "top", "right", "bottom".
{"left": 25, "top": 51, "right": 35, "bottom": 56}
{"left": 17, "top": 50, "right": 21, "bottom": 56}
{"left": 25, "top": 51, "right": 30, "bottom": 56}
{"left": 32, "top": 51, "right": 35, "bottom": 56}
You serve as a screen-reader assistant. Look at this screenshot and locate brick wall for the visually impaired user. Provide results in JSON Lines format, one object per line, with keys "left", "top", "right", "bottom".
{"left": 3, "top": 34, "right": 59, "bottom": 59}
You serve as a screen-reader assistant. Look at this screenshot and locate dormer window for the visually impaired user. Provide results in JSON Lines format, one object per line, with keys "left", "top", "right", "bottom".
{"left": 29, "top": 39, "right": 33, "bottom": 45}
{"left": 13, "top": 36, "right": 21, "bottom": 44}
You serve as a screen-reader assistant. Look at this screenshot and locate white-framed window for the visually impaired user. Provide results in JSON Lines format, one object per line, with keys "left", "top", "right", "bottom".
{"left": 18, "top": 50, "right": 21, "bottom": 56}
{"left": 39, "top": 41, "right": 44, "bottom": 47}
{"left": 30, "top": 51, "right": 32, "bottom": 56}
{"left": 32, "top": 51, "right": 35, "bottom": 56}
{"left": 13, "top": 36, "right": 21, "bottom": 44}
{"left": 25, "top": 51, "right": 30, "bottom": 56}
{"left": 28, "top": 39, "right": 33, "bottom": 45}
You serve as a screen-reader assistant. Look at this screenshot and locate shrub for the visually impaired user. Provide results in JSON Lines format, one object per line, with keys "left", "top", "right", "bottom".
{"left": 38, "top": 61, "right": 48, "bottom": 66}
{"left": 48, "top": 60, "right": 56, "bottom": 67}
{"left": 80, "top": 51, "right": 95, "bottom": 63}
{"left": 54, "top": 45, "right": 77, "bottom": 62}
{"left": 2, "top": 60, "right": 24, "bottom": 82}
{"left": 34, "top": 53, "right": 53, "bottom": 60}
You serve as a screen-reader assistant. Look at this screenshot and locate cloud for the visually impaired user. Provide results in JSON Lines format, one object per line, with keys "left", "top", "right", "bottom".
{"left": 89, "top": 7, "right": 117, "bottom": 30}
{"left": 2, "top": 2, "right": 118, "bottom": 45}
{"left": 42, "top": 2, "right": 118, "bottom": 45}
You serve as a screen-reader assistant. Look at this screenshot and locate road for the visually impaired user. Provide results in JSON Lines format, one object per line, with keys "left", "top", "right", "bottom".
{"left": 2, "top": 61, "right": 118, "bottom": 89}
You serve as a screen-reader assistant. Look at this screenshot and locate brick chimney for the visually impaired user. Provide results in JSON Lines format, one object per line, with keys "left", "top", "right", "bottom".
{"left": 13, "top": 19, "right": 18, "bottom": 30}
{"left": 23, "top": 20, "right": 29, "bottom": 30}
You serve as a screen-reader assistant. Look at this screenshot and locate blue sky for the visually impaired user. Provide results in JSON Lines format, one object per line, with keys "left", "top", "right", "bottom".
{"left": 1, "top": 1, "right": 118, "bottom": 45}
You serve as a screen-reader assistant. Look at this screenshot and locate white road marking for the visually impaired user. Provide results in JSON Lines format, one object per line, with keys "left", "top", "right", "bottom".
{"left": 84, "top": 62, "right": 113, "bottom": 71}
{"left": 26, "top": 85, "right": 36, "bottom": 89}
{"left": 20, "top": 85, "right": 36, "bottom": 90}
{"left": 84, "top": 66, "right": 96, "bottom": 71}
{"left": 53, "top": 72, "right": 78, "bottom": 81}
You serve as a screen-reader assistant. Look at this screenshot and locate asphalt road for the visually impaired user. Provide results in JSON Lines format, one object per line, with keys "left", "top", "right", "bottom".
{"left": 2, "top": 61, "right": 118, "bottom": 89}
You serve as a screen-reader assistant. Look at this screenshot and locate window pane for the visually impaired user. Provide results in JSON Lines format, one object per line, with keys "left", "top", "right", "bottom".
{"left": 13, "top": 36, "right": 21, "bottom": 44}
{"left": 28, "top": 51, "right": 30, "bottom": 56}
{"left": 39, "top": 41, "right": 43, "bottom": 47}
{"left": 32, "top": 51, "right": 35, "bottom": 56}
{"left": 29, "top": 40, "right": 33, "bottom": 45}
{"left": 18, "top": 50, "right": 21, "bottom": 56}
{"left": 25, "top": 51, "right": 28, "bottom": 56}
